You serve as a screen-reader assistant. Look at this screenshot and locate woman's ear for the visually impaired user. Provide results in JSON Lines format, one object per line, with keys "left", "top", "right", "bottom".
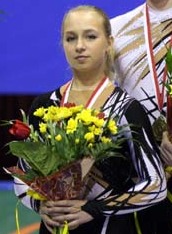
{"left": 108, "top": 35, "right": 114, "bottom": 47}
{"left": 106, "top": 35, "right": 114, "bottom": 55}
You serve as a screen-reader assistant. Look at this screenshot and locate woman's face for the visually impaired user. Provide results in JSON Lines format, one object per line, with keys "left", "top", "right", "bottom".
{"left": 147, "top": 0, "right": 171, "bottom": 7}
{"left": 62, "top": 10, "right": 111, "bottom": 73}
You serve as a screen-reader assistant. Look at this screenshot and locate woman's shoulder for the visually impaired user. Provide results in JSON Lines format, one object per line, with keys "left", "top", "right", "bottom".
{"left": 115, "top": 87, "right": 141, "bottom": 104}
{"left": 112, "top": 86, "right": 147, "bottom": 115}
{"left": 116, "top": 87, "right": 150, "bottom": 123}
{"left": 110, "top": 3, "right": 144, "bottom": 33}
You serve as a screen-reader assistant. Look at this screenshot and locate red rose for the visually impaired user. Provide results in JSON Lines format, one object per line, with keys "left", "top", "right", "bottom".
{"left": 9, "top": 120, "right": 31, "bottom": 140}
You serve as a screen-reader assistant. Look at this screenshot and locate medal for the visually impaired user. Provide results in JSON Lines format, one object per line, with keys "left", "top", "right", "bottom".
{"left": 152, "top": 115, "right": 167, "bottom": 142}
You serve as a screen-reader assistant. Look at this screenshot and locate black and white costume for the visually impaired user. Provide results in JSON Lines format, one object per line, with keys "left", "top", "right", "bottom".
{"left": 14, "top": 86, "right": 166, "bottom": 234}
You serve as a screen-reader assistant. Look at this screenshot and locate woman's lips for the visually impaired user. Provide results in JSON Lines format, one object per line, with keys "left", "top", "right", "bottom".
{"left": 75, "top": 55, "right": 89, "bottom": 62}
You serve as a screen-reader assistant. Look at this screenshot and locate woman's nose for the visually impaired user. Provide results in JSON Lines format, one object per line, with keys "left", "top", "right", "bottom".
{"left": 75, "top": 38, "right": 86, "bottom": 52}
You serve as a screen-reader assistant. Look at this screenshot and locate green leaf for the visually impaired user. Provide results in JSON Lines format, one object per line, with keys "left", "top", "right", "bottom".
{"left": 166, "top": 48, "right": 172, "bottom": 77}
{"left": 86, "top": 139, "right": 125, "bottom": 160}
{"left": 9, "top": 141, "right": 60, "bottom": 176}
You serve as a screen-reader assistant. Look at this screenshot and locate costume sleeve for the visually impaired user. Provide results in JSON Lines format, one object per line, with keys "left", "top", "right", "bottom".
{"left": 81, "top": 96, "right": 167, "bottom": 218}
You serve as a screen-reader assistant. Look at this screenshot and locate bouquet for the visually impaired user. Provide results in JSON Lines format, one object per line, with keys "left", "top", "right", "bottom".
{"left": 4, "top": 103, "right": 125, "bottom": 233}
{"left": 165, "top": 47, "right": 172, "bottom": 141}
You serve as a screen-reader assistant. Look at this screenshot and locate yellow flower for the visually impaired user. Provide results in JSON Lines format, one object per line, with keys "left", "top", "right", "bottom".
{"left": 92, "top": 116, "right": 104, "bottom": 128}
{"left": 39, "top": 122, "right": 47, "bottom": 133}
{"left": 88, "top": 125, "right": 103, "bottom": 135}
{"left": 70, "top": 105, "right": 84, "bottom": 114}
{"left": 75, "top": 139, "right": 80, "bottom": 144}
{"left": 47, "top": 106, "right": 59, "bottom": 113}
{"left": 107, "top": 119, "right": 118, "bottom": 134}
{"left": 101, "top": 136, "right": 112, "bottom": 143}
{"left": 55, "top": 134, "right": 62, "bottom": 141}
{"left": 77, "top": 109, "right": 93, "bottom": 125}
{"left": 66, "top": 118, "right": 78, "bottom": 134}
{"left": 55, "top": 107, "right": 73, "bottom": 120}
{"left": 42, "top": 106, "right": 73, "bottom": 122}
{"left": 88, "top": 143, "right": 93, "bottom": 148}
{"left": 84, "top": 132, "right": 95, "bottom": 142}
{"left": 33, "top": 107, "right": 46, "bottom": 117}
{"left": 169, "top": 85, "right": 172, "bottom": 96}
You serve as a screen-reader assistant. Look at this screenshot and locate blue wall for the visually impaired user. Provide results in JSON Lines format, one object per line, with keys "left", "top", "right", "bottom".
{"left": 0, "top": 0, "right": 144, "bottom": 94}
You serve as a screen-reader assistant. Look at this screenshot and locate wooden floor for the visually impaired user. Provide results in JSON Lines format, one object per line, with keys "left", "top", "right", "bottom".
{"left": 0, "top": 181, "right": 40, "bottom": 234}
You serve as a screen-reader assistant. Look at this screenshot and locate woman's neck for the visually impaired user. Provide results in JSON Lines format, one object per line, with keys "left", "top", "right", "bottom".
{"left": 147, "top": 0, "right": 172, "bottom": 10}
{"left": 71, "top": 71, "right": 107, "bottom": 91}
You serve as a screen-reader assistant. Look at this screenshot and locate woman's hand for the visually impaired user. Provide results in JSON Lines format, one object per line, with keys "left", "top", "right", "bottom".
{"left": 39, "top": 200, "right": 93, "bottom": 230}
{"left": 160, "top": 131, "right": 172, "bottom": 166}
{"left": 39, "top": 201, "right": 57, "bottom": 233}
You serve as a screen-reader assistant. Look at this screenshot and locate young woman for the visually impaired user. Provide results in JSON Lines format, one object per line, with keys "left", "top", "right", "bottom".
{"left": 14, "top": 5, "right": 166, "bottom": 234}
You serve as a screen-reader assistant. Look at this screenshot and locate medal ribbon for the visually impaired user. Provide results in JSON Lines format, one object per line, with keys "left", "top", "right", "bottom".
{"left": 144, "top": 4, "right": 172, "bottom": 111}
{"left": 60, "top": 77, "right": 109, "bottom": 108}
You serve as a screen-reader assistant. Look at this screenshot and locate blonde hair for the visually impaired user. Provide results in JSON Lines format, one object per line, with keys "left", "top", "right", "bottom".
{"left": 61, "top": 5, "right": 115, "bottom": 79}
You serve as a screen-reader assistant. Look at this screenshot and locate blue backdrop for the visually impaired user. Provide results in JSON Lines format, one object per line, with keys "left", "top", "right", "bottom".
{"left": 0, "top": 0, "right": 144, "bottom": 94}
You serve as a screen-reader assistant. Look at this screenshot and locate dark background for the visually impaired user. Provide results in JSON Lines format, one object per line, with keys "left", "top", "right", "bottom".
{"left": 0, "top": 95, "right": 36, "bottom": 180}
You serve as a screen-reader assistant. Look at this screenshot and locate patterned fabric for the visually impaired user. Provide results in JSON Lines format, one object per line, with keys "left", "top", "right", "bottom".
{"left": 111, "top": 3, "right": 172, "bottom": 124}
{"left": 13, "top": 86, "right": 166, "bottom": 234}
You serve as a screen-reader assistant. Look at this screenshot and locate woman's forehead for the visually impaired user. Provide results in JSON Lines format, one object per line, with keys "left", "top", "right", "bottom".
{"left": 63, "top": 10, "right": 103, "bottom": 31}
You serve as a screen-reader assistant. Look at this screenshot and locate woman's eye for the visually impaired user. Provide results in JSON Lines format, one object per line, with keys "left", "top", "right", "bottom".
{"left": 86, "top": 34, "right": 97, "bottom": 40}
{"left": 66, "top": 36, "right": 76, "bottom": 42}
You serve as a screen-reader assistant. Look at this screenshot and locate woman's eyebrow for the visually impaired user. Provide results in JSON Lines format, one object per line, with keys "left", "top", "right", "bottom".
{"left": 65, "top": 29, "right": 98, "bottom": 34}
